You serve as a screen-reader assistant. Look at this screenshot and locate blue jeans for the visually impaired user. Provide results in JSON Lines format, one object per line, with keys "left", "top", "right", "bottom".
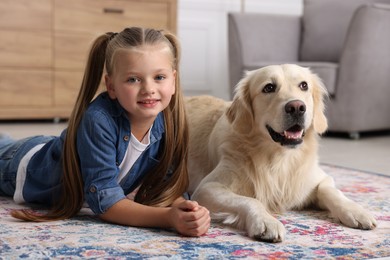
{"left": 0, "top": 135, "right": 53, "bottom": 197}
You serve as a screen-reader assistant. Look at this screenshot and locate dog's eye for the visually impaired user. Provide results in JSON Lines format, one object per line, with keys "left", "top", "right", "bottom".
{"left": 299, "top": 81, "right": 308, "bottom": 91}
{"left": 262, "top": 83, "right": 276, "bottom": 93}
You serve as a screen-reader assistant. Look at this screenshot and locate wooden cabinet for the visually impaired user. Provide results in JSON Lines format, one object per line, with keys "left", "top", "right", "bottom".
{"left": 0, "top": 0, "right": 177, "bottom": 120}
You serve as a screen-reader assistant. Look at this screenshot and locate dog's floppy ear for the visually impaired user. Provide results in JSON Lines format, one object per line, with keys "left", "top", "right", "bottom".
{"left": 226, "top": 74, "right": 254, "bottom": 134}
{"left": 311, "top": 73, "right": 328, "bottom": 134}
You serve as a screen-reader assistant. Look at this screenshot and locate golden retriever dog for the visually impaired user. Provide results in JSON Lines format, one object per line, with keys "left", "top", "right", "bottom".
{"left": 185, "top": 64, "right": 377, "bottom": 242}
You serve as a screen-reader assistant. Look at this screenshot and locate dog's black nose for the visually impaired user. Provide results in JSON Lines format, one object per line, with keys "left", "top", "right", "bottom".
{"left": 285, "top": 100, "right": 306, "bottom": 116}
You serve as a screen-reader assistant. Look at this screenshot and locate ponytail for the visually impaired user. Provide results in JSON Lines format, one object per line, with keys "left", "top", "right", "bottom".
{"left": 11, "top": 33, "right": 115, "bottom": 221}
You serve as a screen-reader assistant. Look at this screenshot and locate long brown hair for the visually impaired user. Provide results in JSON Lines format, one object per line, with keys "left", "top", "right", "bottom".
{"left": 12, "top": 27, "right": 189, "bottom": 221}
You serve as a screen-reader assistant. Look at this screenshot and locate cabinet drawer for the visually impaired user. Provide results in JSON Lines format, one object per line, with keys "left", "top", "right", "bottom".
{"left": 54, "top": 32, "right": 97, "bottom": 70}
{"left": 0, "top": 30, "right": 52, "bottom": 68}
{"left": 54, "top": 71, "right": 82, "bottom": 106}
{"left": 55, "top": 71, "right": 105, "bottom": 106}
{"left": 0, "top": 70, "right": 52, "bottom": 107}
{"left": 55, "top": 0, "right": 174, "bottom": 33}
{"left": 0, "top": 0, "right": 51, "bottom": 30}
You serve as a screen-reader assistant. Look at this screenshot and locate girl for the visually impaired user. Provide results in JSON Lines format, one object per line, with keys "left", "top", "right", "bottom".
{"left": 0, "top": 27, "right": 210, "bottom": 237}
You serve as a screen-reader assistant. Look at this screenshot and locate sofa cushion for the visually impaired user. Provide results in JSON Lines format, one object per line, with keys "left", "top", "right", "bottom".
{"left": 230, "top": 13, "right": 301, "bottom": 64}
{"left": 300, "top": 0, "right": 379, "bottom": 62}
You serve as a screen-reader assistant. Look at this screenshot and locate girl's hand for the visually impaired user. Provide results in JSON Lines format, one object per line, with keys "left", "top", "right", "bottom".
{"left": 169, "top": 199, "right": 210, "bottom": 237}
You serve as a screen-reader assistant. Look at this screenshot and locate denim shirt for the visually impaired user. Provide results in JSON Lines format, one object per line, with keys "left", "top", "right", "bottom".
{"left": 5, "top": 92, "right": 165, "bottom": 214}
{"left": 75, "top": 92, "right": 165, "bottom": 214}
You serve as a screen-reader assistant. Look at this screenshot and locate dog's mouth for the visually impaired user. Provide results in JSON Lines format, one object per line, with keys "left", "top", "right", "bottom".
{"left": 266, "top": 124, "right": 305, "bottom": 147}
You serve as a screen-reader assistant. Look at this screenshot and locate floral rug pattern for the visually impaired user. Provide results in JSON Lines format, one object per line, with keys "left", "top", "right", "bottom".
{"left": 0, "top": 164, "right": 389, "bottom": 259}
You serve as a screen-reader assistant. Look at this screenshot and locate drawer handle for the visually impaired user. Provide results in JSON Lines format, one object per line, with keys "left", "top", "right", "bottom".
{"left": 103, "top": 8, "right": 124, "bottom": 14}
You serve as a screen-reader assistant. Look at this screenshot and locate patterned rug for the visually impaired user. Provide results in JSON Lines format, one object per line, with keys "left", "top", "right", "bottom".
{"left": 0, "top": 164, "right": 389, "bottom": 259}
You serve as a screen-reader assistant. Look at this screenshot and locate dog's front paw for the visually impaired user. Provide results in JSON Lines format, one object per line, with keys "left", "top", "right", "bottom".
{"left": 333, "top": 202, "right": 377, "bottom": 230}
{"left": 247, "top": 215, "right": 286, "bottom": 242}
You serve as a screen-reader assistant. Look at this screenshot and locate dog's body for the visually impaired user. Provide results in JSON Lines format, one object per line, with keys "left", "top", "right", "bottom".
{"left": 186, "top": 64, "right": 376, "bottom": 242}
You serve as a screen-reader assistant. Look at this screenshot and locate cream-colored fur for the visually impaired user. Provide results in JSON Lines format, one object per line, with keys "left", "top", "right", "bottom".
{"left": 186, "top": 64, "right": 376, "bottom": 242}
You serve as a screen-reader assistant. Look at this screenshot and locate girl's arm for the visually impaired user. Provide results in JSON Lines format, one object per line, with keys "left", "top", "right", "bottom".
{"left": 99, "top": 198, "right": 210, "bottom": 237}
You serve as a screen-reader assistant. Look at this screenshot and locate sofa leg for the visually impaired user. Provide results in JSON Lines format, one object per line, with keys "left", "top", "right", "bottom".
{"left": 349, "top": 132, "right": 360, "bottom": 140}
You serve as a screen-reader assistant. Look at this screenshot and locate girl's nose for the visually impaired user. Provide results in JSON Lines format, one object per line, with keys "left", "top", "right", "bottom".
{"left": 141, "top": 81, "right": 155, "bottom": 94}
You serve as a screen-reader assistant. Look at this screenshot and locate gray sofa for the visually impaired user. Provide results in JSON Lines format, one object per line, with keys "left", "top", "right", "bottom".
{"left": 228, "top": 0, "right": 390, "bottom": 138}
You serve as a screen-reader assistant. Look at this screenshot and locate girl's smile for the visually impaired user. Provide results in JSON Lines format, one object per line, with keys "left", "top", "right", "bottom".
{"left": 137, "top": 98, "right": 161, "bottom": 108}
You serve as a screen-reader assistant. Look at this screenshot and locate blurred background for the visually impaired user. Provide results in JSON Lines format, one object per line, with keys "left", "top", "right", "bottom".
{"left": 178, "top": 0, "right": 302, "bottom": 99}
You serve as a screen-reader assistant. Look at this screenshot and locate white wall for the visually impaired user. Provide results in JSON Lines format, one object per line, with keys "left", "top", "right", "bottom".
{"left": 178, "top": 0, "right": 303, "bottom": 100}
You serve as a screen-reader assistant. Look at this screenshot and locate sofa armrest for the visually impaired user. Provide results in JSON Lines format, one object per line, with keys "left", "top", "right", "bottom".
{"left": 228, "top": 12, "right": 301, "bottom": 92}
{"left": 328, "top": 3, "right": 390, "bottom": 131}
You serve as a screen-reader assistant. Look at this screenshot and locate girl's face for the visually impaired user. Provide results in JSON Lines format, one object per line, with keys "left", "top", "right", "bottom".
{"left": 105, "top": 44, "right": 176, "bottom": 126}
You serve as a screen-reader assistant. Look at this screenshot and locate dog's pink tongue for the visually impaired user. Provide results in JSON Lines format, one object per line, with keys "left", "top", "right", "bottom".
{"left": 284, "top": 130, "right": 303, "bottom": 139}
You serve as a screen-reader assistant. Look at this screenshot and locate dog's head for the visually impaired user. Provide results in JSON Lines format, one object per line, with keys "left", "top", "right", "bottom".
{"left": 226, "top": 64, "right": 328, "bottom": 148}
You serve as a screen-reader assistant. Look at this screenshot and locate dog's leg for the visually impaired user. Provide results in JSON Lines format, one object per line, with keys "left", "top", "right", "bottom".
{"left": 316, "top": 175, "right": 377, "bottom": 229}
{"left": 192, "top": 181, "right": 286, "bottom": 242}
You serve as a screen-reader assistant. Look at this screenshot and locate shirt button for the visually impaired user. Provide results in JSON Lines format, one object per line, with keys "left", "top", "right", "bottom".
{"left": 89, "top": 186, "right": 97, "bottom": 193}
{"left": 123, "top": 135, "right": 129, "bottom": 141}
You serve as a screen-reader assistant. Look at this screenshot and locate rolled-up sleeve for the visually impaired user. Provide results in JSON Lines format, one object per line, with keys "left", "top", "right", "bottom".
{"left": 77, "top": 110, "right": 126, "bottom": 214}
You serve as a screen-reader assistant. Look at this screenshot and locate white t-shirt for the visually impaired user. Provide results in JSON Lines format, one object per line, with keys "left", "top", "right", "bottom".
{"left": 117, "top": 127, "right": 151, "bottom": 184}
{"left": 14, "top": 144, "right": 45, "bottom": 204}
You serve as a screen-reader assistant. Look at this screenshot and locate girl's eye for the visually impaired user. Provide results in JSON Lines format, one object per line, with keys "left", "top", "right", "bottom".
{"left": 155, "top": 75, "right": 166, "bottom": 81}
{"left": 262, "top": 83, "right": 276, "bottom": 93}
{"left": 127, "top": 77, "right": 140, "bottom": 83}
{"left": 299, "top": 81, "right": 308, "bottom": 91}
